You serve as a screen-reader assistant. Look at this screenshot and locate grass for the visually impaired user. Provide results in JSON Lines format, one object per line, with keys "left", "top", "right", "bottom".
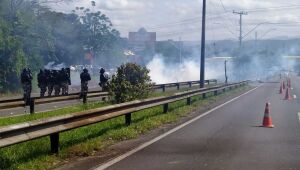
{"left": 0, "top": 84, "right": 211, "bottom": 127}
{"left": 0, "top": 101, "right": 110, "bottom": 127}
{"left": 0, "top": 85, "right": 249, "bottom": 170}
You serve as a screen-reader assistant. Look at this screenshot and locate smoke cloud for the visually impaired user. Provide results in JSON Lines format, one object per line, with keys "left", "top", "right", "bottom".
{"left": 147, "top": 54, "right": 228, "bottom": 84}
{"left": 146, "top": 45, "right": 299, "bottom": 84}
{"left": 44, "top": 62, "right": 66, "bottom": 70}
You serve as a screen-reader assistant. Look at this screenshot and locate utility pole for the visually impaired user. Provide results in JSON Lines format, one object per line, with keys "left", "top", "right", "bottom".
{"left": 233, "top": 10, "right": 248, "bottom": 48}
{"left": 200, "top": 0, "right": 206, "bottom": 88}
{"left": 179, "top": 37, "right": 182, "bottom": 66}
{"left": 255, "top": 31, "right": 258, "bottom": 50}
{"left": 225, "top": 60, "right": 228, "bottom": 84}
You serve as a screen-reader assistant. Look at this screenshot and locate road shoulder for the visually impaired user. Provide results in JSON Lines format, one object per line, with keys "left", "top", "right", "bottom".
{"left": 55, "top": 85, "right": 257, "bottom": 170}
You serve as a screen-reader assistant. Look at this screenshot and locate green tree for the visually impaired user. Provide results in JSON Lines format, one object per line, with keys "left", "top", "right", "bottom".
{"left": 0, "top": 18, "right": 27, "bottom": 92}
{"left": 108, "top": 63, "right": 153, "bottom": 103}
{"left": 0, "top": 0, "right": 125, "bottom": 92}
{"left": 78, "top": 9, "right": 124, "bottom": 66}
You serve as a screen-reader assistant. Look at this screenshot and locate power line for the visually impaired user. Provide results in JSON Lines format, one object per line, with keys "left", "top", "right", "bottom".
{"left": 218, "top": 0, "right": 237, "bottom": 27}
{"left": 116, "top": 3, "right": 300, "bottom": 41}
{"left": 146, "top": 14, "right": 227, "bottom": 31}
{"left": 242, "top": 5, "right": 300, "bottom": 13}
{"left": 242, "top": 22, "right": 267, "bottom": 39}
{"left": 208, "top": 1, "right": 238, "bottom": 39}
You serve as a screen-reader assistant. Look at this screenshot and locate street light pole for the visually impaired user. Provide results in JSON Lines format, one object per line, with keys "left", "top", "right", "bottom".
{"left": 200, "top": 0, "right": 206, "bottom": 88}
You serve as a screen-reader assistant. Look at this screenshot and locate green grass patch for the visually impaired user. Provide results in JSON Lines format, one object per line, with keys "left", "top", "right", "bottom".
{"left": 0, "top": 85, "right": 249, "bottom": 170}
{"left": 0, "top": 84, "right": 211, "bottom": 127}
{"left": 0, "top": 101, "right": 110, "bottom": 127}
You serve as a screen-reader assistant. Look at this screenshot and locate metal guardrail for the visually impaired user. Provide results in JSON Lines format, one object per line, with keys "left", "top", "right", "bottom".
{"left": 0, "top": 81, "right": 248, "bottom": 153}
{"left": 0, "top": 79, "right": 217, "bottom": 113}
{"left": 152, "top": 79, "right": 217, "bottom": 91}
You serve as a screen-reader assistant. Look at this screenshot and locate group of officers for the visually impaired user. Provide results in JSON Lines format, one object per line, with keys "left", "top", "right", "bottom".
{"left": 20, "top": 67, "right": 109, "bottom": 104}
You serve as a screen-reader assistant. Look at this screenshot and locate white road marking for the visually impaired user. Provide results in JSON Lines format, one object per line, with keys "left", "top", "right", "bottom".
{"left": 94, "top": 85, "right": 262, "bottom": 170}
{"left": 293, "top": 95, "right": 297, "bottom": 99}
{"left": 298, "top": 113, "right": 300, "bottom": 123}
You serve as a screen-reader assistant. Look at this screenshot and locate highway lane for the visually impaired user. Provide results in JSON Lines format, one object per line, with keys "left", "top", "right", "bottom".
{"left": 0, "top": 84, "right": 204, "bottom": 117}
{"left": 100, "top": 78, "right": 300, "bottom": 170}
{"left": 0, "top": 97, "right": 106, "bottom": 117}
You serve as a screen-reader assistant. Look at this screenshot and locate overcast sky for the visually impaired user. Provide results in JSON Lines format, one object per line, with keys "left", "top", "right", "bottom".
{"left": 49, "top": 0, "right": 300, "bottom": 41}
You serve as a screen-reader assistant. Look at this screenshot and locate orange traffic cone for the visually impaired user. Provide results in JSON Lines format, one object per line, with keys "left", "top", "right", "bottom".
{"left": 283, "top": 82, "right": 286, "bottom": 89}
{"left": 284, "top": 88, "right": 292, "bottom": 100}
{"left": 279, "top": 83, "right": 283, "bottom": 94}
{"left": 262, "top": 103, "right": 274, "bottom": 128}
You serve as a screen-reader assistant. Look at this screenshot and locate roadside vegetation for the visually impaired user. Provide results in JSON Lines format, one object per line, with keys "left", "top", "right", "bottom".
{"left": 0, "top": 85, "right": 250, "bottom": 170}
{"left": 0, "top": 84, "right": 210, "bottom": 127}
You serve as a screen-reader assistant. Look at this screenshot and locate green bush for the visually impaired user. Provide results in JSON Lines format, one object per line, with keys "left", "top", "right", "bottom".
{"left": 108, "top": 63, "right": 153, "bottom": 103}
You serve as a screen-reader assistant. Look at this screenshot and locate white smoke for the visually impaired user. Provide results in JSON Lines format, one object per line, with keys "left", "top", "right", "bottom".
{"left": 44, "top": 62, "right": 66, "bottom": 70}
{"left": 147, "top": 54, "right": 228, "bottom": 84}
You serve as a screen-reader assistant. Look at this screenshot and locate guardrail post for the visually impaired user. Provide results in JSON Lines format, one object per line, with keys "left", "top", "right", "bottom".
{"left": 30, "top": 99, "right": 35, "bottom": 114}
{"left": 50, "top": 133, "right": 59, "bottom": 154}
{"left": 162, "top": 85, "right": 166, "bottom": 92}
{"left": 83, "top": 94, "right": 87, "bottom": 104}
{"left": 223, "top": 88, "right": 226, "bottom": 93}
{"left": 207, "top": 80, "right": 210, "bottom": 85}
{"left": 102, "top": 97, "right": 106, "bottom": 101}
{"left": 187, "top": 97, "right": 192, "bottom": 105}
{"left": 188, "top": 82, "right": 192, "bottom": 88}
{"left": 176, "top": 83, "right": 180, "bottom": 90}
{"left": 202, "top": 93, "right": 207, "bottom": 99}
{"left": 214, "top": 90, "right": 218, "bottom": 96}
{"left": 125, "top": 113, "right": 131, "bottom": 126}
{"left": 163, "top": 103, "right": 169, "bottom": 113}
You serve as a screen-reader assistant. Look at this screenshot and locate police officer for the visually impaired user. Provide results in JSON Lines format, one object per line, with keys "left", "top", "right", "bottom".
{"left": 66, "top": 68, "right": 71, "bottom": 86}
{"left": 37, "top": 69, "right": 47, "bottom": 97}
{"left": 45, "top": 69, "right": 54, "bottom": 96}
{"left": 80, "top": 68, "right": 91, "bottom": 101}
{"left": 53, "top": 70, "right": 61, "bottom": 96}
{"left": 20, "top": 68, "right": 33, "bottom": 104}
{"left": 99, "top": 68, "right": 109, "bottom": 91}
{"left": 60, "top": 68, "right": 70, "bottom": 95}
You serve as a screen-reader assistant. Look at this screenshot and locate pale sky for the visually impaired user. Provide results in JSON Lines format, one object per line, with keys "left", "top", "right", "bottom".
{"left": 49, "top": 0, "right": 300, "bottom": 41}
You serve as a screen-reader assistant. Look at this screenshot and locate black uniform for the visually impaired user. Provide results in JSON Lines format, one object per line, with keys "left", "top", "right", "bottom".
{"left": 60, "top": 68, "right": 69, "bottom": 95}
{"left": 37, "top": 69, "right": 47, "bottom": 97}
{"left": 80, "top": 68, "right": 91, "bottom": 98}
{"left": 99, "top": 68, "right": 109, "bottom": 91}
{"left": 53, "top": 70, "right": 61, "bottom": 96}
{"left": 46, "top": 70, "right": 54, "bottom": 96}
{"left": 66, "top": 68, "right": 71, "bottom": 86}
{"left": 21, "top": 68, "right": 33, "bottom": 104}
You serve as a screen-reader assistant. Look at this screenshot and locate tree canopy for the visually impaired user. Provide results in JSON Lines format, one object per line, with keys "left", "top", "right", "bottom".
{"left": 0, "top": 0, "right": 125, "bottom": 92}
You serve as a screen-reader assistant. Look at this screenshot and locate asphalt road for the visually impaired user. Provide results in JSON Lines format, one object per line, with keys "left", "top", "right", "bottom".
{"left": 0, "top": 84, "right": 202, "bottom": 117}
{"left": 99, "top": 77, "right": 300, "bottom": 170}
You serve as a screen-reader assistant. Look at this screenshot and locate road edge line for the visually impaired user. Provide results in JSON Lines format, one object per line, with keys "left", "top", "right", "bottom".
{"left": 94, "top": 84, "right": 262, "bottom": 170}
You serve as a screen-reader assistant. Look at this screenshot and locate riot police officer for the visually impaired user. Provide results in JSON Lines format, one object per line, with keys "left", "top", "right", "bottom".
{"left": 53, "top": 70, "right": 61, "bottom": 96}
{"left": 80, "top": 68, "right": 91, "bottom": 102}
{"left": 60, "top": 68, "right": 70, "bottom": 95}
{"left": 99, "top": 68, "right": 109, "bottom": 91}
{"left": 37, "top": 69, "right": 47, "bottom": 97}
{"left": 44, "top": 70, "right": 52, "bottom": 96}
{"left": 20, "top": 68, "right": 33, "bottom": 104}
